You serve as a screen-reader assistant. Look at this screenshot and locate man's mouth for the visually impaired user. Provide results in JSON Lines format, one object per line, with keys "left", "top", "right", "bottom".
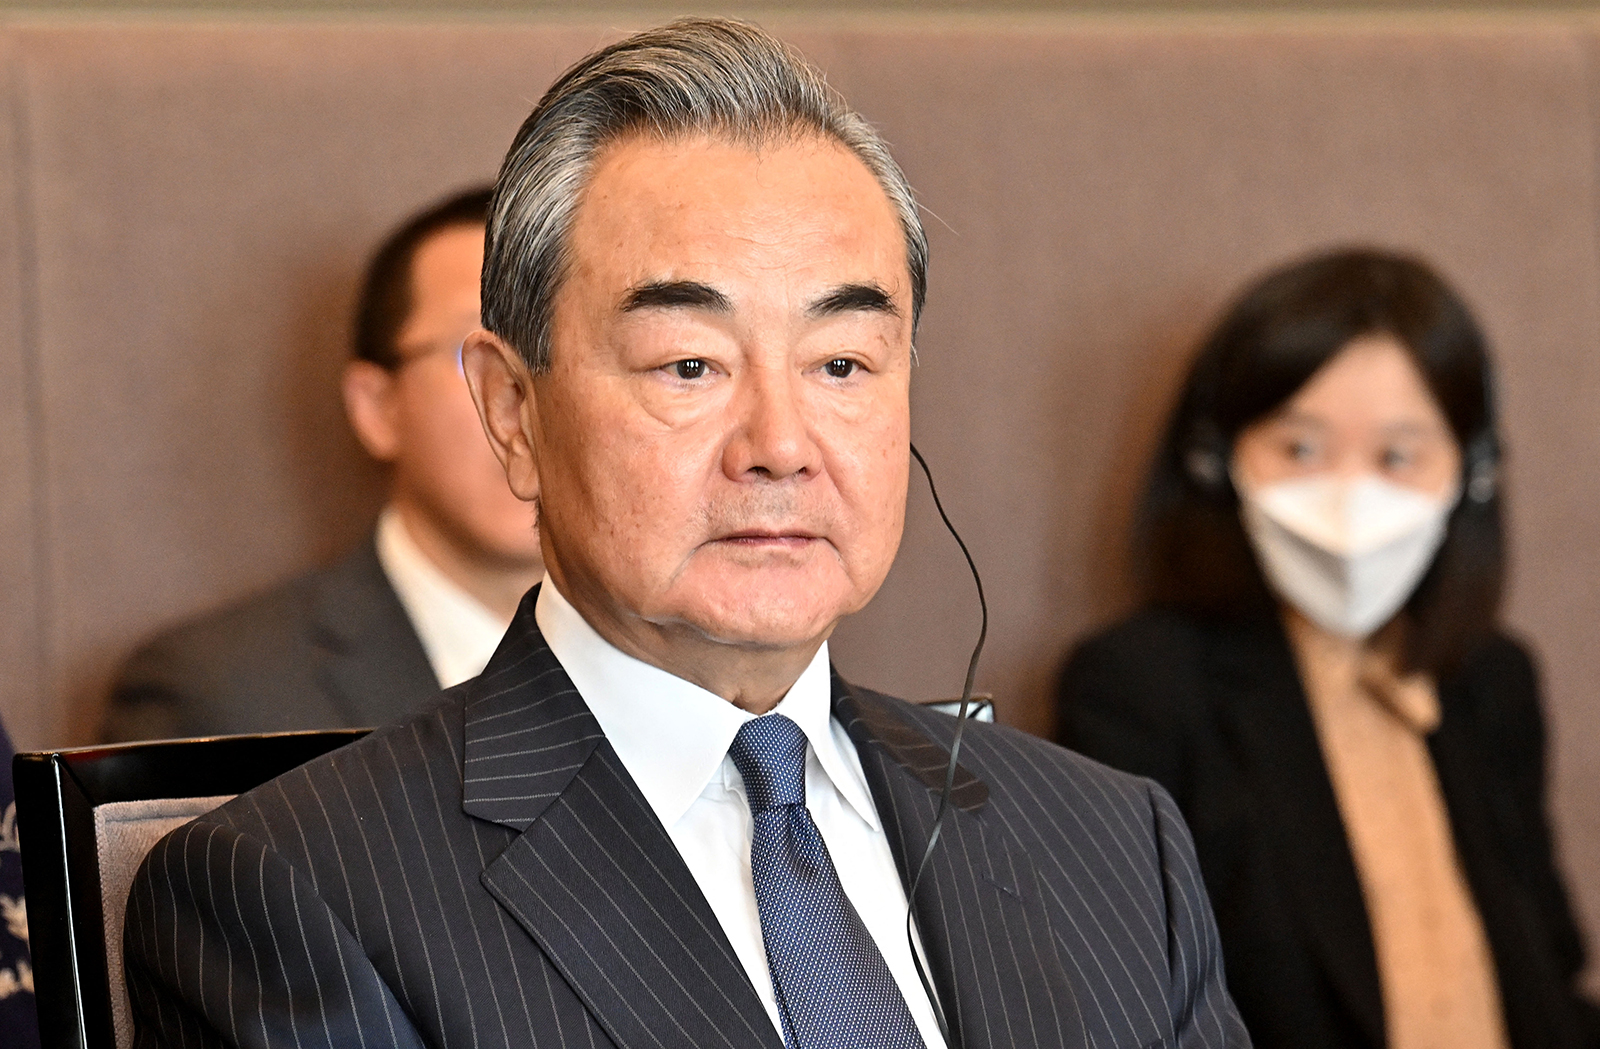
{"left": 712, "top": 529, "right": 822, "bottom": 548}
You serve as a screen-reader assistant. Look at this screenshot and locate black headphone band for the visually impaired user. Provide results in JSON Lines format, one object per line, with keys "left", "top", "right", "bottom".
{"left": 1180, "top": 354, "right": 1502, "bottom": 503}
{"left": 1463, "top": 354, "right": 1501, "bottom": 503}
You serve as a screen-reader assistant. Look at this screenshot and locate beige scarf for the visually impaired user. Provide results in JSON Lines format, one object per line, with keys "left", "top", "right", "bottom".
{"left": 1285, "top": 611, "right": 1509, "bottom": 1049}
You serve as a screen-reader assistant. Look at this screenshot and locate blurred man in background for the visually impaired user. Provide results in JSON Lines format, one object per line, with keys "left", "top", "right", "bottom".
{"left": 102, "top": 187, "right": 543, "bottom": 741}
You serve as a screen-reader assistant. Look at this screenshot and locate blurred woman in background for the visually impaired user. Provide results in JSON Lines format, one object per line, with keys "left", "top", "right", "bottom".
{"left": 1057, "top": 248, "right": 1599, "bottom": 1049}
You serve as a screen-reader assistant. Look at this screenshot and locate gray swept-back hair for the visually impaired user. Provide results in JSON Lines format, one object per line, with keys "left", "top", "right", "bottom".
{"left": 481, "top": 17, "right": 929, "bottom": 372}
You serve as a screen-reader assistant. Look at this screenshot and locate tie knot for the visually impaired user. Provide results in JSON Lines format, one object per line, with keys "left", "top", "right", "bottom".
{"left": 729, "top": 715, "right": 808, "bottom": 812}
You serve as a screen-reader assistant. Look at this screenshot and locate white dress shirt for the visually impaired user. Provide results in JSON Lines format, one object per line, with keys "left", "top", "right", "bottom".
{"left": 535, "top": 579, "right": 947, "bottom": 1048}
{"left": 375, "top": 507, "right": 509, "bottom": 688}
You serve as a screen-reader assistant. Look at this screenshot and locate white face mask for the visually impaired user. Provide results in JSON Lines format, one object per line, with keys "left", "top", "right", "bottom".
{"left": 1235, "top": 472, "right": 1460, "bottom": 638}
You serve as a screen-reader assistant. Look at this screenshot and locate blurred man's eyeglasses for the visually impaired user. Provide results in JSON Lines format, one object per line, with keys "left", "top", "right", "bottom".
{"left": 392, "top": 340, "right": 467, "bottom": 379}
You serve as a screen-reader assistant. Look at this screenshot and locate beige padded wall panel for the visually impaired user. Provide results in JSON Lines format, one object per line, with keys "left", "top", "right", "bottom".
{"left": 1567, "top": 16, "right": 1600, "bottom": 995}
{"left": 0, "top": 30, "right": 45, "bottom": 750}
{"left": 15, "top": 23, "right": 623, "bottom": 746}
{"left": 13, "top": 17, "right": 1600, "bottom": 969}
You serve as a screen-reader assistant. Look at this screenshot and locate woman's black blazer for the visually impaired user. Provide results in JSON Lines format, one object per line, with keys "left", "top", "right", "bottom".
{"left": 1057, "top": 608, "right": 1600, "bottom": 1049}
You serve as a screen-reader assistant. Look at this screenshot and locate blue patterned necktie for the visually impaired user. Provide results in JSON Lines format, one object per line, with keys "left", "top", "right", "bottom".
{"left": 729, "top": 714, "right": 928, "bottom": 1049}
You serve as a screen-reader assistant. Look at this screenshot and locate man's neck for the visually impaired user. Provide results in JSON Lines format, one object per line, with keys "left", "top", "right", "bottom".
{"left": 604, "top": 628, "right": 823, "bottom": 716}
{"left": 655, "top": 642, "right": 822, "bottom": 715}
{"left": 546, "top": 572, "right": 825, "bottom": 715}
{"left": 389, "top": 501, "right": 542, "bottom": 623}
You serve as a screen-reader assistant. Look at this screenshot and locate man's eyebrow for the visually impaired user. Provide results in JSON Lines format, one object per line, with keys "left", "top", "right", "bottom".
{"left": 620, "top": 280, "right": 731, "bottom": 313}
{"left": 806, "top": 283, "right": 899, "bottom": 319}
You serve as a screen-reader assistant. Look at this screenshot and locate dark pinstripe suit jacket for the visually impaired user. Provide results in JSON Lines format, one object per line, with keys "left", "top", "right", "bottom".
{"left": 124, "top": 594, "right": 1249, "bottom": 1049}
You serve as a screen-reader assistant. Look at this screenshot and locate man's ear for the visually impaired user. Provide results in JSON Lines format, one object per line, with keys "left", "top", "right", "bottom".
{"left": 342, "top": 360, "right": 401, "bottom": 463}
{"left": 462, "top": 328, "right": 540, "bottom": 502}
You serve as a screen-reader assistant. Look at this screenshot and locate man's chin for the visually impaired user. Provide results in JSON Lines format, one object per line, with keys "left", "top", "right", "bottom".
{"left": 661, "top": 567, "right": 861, "bottom": 651}
{"left": 687, "top": 616, "right": 833, "bottom": 652}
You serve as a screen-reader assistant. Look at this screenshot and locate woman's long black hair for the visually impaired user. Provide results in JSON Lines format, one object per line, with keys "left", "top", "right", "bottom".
{"left": 1140, "top": 247, "right": 1504, "bottom": 675}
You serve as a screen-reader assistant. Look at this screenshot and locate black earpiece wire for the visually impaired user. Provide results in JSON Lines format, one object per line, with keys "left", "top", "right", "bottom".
{"left": 903, "top": 442, "right": 988, "bottom": 1047}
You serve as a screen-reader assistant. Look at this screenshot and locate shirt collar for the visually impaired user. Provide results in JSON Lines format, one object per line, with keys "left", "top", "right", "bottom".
{"left": 374, "top": 506, "right": 508, "bottom": 688}
{"left": 534, "top": 577, "right": 878, "bottom": 831}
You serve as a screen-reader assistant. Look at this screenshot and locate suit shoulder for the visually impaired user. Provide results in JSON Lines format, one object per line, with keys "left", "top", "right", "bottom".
{"left": 1444, "top": 630, "right": 1545, "bottom": 750}
{"left": 219, "top": 689, "right": 461, "bottom": 815}
{"left": 125, "top": 808, "right": 429, "bottom": 1049}
{"left": 103, "top": 572, "right": 334, "bottom": 745}
{"left": 109, "top": 536, "right": 441, "bottom": 741}
{"left": 118, "top": 555, "right": 363, "bottom": 681}
{"left": 971, "top": 713, "right": 1165, "bottom": 805}
{"left": 108, "top": 540, "right": 395, "bottom": 713}
{"left": 1057, "top": 607, "right": 1216, "bottom": 722}
{"left": 1064, "top": 608, "right": 1210, "bottom": 677}
{"left": 884, "top": 693, "right": 1163, "bottom": 814}
{"left": 1456, "top": 630, "right": 1539, "bottom": 692}
{"left": 195, "top": 689, "right": 466, "bottom": 878}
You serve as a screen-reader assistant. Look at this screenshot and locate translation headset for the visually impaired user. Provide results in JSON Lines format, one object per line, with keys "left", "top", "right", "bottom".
{"left": 1179, "top": 355, "right": 1502, "bottom": 506}
{"left": 901, "top": 443, "right": 988, "bottom": 1048}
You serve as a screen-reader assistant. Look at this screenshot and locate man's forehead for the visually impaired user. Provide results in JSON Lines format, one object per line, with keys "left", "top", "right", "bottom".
{"left": 568, "top": 131, "right": 907, "bottom": 295}
{"left": 595, "top": 128, "right": 892, "bottom": 210}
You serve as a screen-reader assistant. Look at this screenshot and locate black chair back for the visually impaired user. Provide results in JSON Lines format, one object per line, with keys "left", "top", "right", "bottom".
{"left": 14, "top": 730, "right": 366, "bottom": 1049}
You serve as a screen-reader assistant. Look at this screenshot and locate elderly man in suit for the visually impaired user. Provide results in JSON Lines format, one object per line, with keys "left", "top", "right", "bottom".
{"left": 103, "top": 188, "right": 544, "bottom": 741}
{"left": 123, "top": 19, "right": 1250, "bottom": 1049}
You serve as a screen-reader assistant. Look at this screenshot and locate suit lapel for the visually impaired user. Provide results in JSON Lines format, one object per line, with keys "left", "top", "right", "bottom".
{"left": 1211, "top": 617, "right": 1384, "bottom": 1045}
{"left": 463, "top": 592, "right": 778, "bottom": 1049}
{"left": 310, "top": 537, "right": 440, "bottom": 728}
{"left": 834, "top": 678, "right": 1088, "bottom": 1049}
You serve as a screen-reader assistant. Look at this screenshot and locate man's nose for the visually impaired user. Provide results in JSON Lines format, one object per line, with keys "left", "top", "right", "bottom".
{"left": 722, "top": 364, "right": 821, "bottom": 482}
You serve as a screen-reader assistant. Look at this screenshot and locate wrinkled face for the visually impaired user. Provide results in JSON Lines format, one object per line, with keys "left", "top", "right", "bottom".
{"left": 1232, "top": 333, "right": 1463, "bottom": 498}
{"left": 381, "top": 224, "right": 543, "bottom": 567}
{"left": 530, "top": 132, "right": 914, "bottom": 652}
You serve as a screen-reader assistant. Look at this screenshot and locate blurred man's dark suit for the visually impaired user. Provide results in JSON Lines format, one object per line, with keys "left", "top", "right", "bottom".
{"left": 123, "top": 589, "right": 1248, "bottom": 1049}
{"left": 103, "top": 535, "right": 437, "bottom": 741}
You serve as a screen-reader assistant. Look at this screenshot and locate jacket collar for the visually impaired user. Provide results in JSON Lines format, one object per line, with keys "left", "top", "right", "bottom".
{"left": 458, "top": 586, "right": 606, "bottom": 830}
{"left": 310, "top": 535, "right": 440, "bottom": 729}
{"left": 459, "top": 589, "right": 995, "bottom": 832}
{"left": 831, "top": 672, "right": 989, "bottom": 813}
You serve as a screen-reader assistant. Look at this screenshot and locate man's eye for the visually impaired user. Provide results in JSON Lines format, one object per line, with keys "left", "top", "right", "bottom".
{"left": 824, "top": 358, "right": 858, "bottom": 379}
{"left": 672, "top": 359, "right": 707, "bottom": 380}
